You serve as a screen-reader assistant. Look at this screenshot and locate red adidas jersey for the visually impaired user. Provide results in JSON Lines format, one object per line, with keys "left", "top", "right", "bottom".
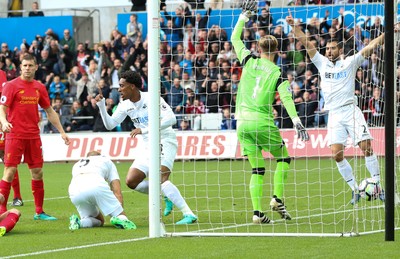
{"left": 0, "top": 77, "right": 51, "bottom": 139}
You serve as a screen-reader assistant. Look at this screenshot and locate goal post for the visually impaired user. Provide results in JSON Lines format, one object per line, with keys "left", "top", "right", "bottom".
{"left": 147, "top": 0, "right": 162, "bottom": 238}
{"left": 145, "top": 0, "right": 400, "bottom": 238}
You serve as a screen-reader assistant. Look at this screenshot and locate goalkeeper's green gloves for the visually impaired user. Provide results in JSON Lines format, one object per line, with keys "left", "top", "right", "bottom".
{"left": 292, "top": 117, "right": 309, "bottom": 142}
{"left": 239, "top": 0, "right": 257, "bottom": 22}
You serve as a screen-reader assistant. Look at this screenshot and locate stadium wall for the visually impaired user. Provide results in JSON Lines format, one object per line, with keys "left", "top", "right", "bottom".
{"left": 40, "top": 128, "right": 395, "bottom": 162}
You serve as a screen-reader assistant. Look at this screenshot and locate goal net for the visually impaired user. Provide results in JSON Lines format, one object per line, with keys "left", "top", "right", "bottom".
{"left": 155, "top": 0, "right": 400, "bottom": 237}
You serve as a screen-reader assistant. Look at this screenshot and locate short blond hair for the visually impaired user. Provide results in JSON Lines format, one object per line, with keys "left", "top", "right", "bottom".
{"left": 259, "top": 35, "right": 278, "bottom": 54}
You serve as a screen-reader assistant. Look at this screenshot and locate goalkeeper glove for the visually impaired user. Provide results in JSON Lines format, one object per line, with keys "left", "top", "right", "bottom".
{"left": 239, "top": 0, "right": 257, "bottom": 22}
{"left": 292, "top": 117, "right": 309, "bottom": 142}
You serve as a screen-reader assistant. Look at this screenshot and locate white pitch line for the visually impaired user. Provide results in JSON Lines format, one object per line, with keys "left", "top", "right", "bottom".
{"left": 1, "top": 237, "right": 151, "bottom": 259}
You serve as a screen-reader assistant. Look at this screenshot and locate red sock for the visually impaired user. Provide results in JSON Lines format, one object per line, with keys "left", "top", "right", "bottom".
{"left": 0, "top": 180, "right": 11, "bottom": 214}
{"left": 11, "top": 170, "right": 22, "bottom": 200}
{"left": 0, "top": 211, "right": 20, "bottom": 233}
{"left": 31, "top": 179, "right": 44, "bottom": 214}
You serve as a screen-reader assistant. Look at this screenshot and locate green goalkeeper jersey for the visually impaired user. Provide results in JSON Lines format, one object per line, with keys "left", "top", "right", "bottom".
{"left": 231, "top": 19, "right": 298, "bottom": 123}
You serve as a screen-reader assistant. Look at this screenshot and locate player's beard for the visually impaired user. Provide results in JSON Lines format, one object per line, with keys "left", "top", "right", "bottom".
{"left": 22, "top": 71, "right": 34, "bottom": 81}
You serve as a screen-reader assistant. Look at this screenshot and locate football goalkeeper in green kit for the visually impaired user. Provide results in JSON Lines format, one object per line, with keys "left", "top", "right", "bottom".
{"left": 231, "top": 0, "right": 309, "bottom": 224}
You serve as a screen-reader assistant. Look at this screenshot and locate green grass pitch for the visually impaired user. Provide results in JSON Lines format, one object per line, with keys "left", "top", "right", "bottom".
{"left": 0, "top": 159, "right": 399, "bottom": 258}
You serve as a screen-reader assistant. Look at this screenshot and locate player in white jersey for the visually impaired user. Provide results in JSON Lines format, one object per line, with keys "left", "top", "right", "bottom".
{"left": 68, "top": 150, "right": 136, "bottom": 230}
{"left": 95, "top": 70, "right": 197, "bottom": 224}
{"left": 286, "top": 12, "right": 385, "bottom": 204}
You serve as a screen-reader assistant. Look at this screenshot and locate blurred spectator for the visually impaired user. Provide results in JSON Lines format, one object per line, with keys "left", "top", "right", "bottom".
{"left": 60, "top": 29, "right": 76, "bottom": 55}
{"left": 257, "top": 7, "right": 273, "bottom": 33}
{"left": 49, "top": 75, "right": 67, "bottom": 101}
{"left": 185, "top": 0, "right": 205, "bottom": 9}
{"left": 1, "top": 43, "right": 13, "bottom": 59}
{"left": 220, "top": 108, "right": 236, "bottom": 130}
{"left": 368, "top": 87, "right": 384, "bottom": 126}
{"left": 28, "top": 1, "right": 44, "bottom": 17}
{"left": 181, "top": 72, "right": 195, "bottom": 91}
{"left": 179, "top": 51, "right": 194, "bottom": 77}
{"left": 187, "top": 7, "right": 212, "bottom": 32}
{"left": 167, "top": 78, "right": 185, "bottom": 116}
{"left": 362, "top": 16, "right": 384, "bottom": 40}
{"left": 28, "top": 39, "right": 42, "bottom": 61}
{"left": 210, "top": 0, "right": 223, "bottom": 9}
{"left": 179, "top": 117, "right": 192, "bottom": 131}
{"left": 205, "top": 81, "right": 221, "bottom": 113}
{"left": 67, "top": 66, "right": 82, "bottom": 98}
{"left": 109, "top": 59, "right": 123, "bottom": 105}
{"left": 131, "top": 0, "right": 146, "bottom": 11}
{"left": 4, "top": 57, "right": 18, "bottom": 80}
{"left": 298, "top": 91, "right": 317, "bottom": 128}
{"left": 126, "top": 14, "right": 143, "bottom": 43}
{"left": 8, "top": 0, "right": 23, "bottom": 17}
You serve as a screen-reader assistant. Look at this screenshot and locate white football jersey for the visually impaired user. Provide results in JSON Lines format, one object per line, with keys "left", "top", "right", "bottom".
{"left": 71, "top": 155, "right": 119, "bottom": 184}
{"left": 311, "top": 52, "right": 365, "bottom": 111}
{"left": 97, "top": 92, "right": 176, "bottom": 142}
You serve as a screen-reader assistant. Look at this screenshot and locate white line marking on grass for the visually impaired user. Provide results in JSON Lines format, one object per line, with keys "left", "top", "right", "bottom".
{"left": 1, "top": 237, "right": 151, "bottom": 258}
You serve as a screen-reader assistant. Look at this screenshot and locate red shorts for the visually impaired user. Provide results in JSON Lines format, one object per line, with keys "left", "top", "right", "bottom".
{"left": 4, "top": 138, "right": 43, "bottom": 168}
{"left": 0, "top": 131, "right": 5, "bottom": 150}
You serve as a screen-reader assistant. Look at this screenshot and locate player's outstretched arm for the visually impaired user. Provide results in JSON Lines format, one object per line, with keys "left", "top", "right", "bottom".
{"left": 286, "top": 10, "right": 317, "bottom": 59}
{"left": 277, "top": 80, "right": 309, "bottom": 141}
{"left": 95, "top": 98, "right": 121, "bottom": 130}
{"left": 45, "top": 107, "right": 70, "bottom": 145}
{"left": 231, "top": 0, "right": 257, "bottom": 63}
{"left": 359, "top": 33, "right": 384, "bottom": 58}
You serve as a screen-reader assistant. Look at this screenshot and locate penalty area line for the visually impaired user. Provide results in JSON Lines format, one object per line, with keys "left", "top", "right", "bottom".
{"left": 1, "top": 237, "right": 151, "bottom": 258}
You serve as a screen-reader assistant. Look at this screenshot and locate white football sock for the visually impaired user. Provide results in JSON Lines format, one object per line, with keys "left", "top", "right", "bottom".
{"left": 336, "top": 159, "right": 357, "bottom": 191}
{"left": 161, "top": 180, "right": 194, "bottom": 216}
{"left": 81, "top": 217, "right": 102, "bottom": 228}
{"left": 116, "top": 214, "right": 128, "bottom": 220}
{"left": 134, "top": 180, "right": 149, "bottom": 194}
{"left": 365, "top": 154, "right": 380, "bottom": 182}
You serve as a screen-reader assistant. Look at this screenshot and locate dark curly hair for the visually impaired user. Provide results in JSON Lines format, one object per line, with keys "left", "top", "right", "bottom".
{"left": 120, "top": 70, "right": 142, "bottom": 88}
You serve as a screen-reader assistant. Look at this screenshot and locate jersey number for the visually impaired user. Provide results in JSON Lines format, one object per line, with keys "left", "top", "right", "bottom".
{"left": 252, "top": 76, "right": 261, "bottom": 99}
{"left": 78, "top": 159, "right": 90, "bottom": 167}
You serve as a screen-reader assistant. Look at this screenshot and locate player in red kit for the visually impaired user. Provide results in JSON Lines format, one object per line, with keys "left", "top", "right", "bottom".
{"left": 0, "top": 194, "right": 21, "bottom": 236}
{"left": 0, "top": 54, "right": 70, "bottom": 220}
{"left": 0, "top": 70, "right": 24, "bottom": 207}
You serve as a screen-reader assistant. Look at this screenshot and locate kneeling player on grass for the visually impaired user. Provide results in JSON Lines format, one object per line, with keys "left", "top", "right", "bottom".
{"left": 0, "top": 194, "right": 21, "bottom": 237}
{"left": 68, "top": 151, "right": 136, "bottom": 230}
{"left": 231, "top": 0, "right": 309, "bottom": 224}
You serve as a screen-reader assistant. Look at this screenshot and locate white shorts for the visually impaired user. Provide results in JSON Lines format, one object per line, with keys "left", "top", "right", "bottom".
{"left": 68, "top": 174, "right": 123, "bottom": 218}
{"left": 327, "top": 104, "right": 373, "bottom": 146}
{"left": 131, "top": 137, "right": 177, "bottom": 176}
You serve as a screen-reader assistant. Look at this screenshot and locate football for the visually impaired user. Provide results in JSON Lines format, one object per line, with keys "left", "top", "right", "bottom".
{"left": 358, "top": 178, "right": 381, "bottom": 201}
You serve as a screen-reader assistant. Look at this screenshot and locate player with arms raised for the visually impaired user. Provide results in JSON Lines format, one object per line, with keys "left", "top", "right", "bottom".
{"left": 0, "top": 69, "right": 23, "bottom": 207}
{"left": 286, "top": 11, "right": 385, "bottom": 203}
{"left": 231, "top": 0, "right": 309, "bottom": 224}
{"left": 0, "top": 54, "right": 70, "bottom": 220}
{"left": 95, "top": 70, "right": 197, "bottom": 224}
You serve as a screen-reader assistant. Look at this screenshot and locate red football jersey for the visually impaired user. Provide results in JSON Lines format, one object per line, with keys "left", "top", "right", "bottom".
{"left": 0, "top": 70, "right": 7, "bottom": 149}
{"left": 0, "top": 77, "right": 51, "bottom": 139}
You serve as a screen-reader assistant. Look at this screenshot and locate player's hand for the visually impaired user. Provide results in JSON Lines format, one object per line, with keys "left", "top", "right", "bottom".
{"left": 292, "top": 117, "right": 309, "bottom": 141}
{"left": 61, "top": 133, "right": 70, "bottom": 145}
{"left": 294, "top": 122, "right": 309, "bottom": 142}
{"left": 286, "top": 10, "right": 295, "bottom": 26}
{"left": 1, "top": 121, "right": 12, "bottom": 133}
{"left": 239, "top": 0, "right": 257, "bottom": 22}
{"left": 130, "top": 128, "right": 142, "bottom": 138}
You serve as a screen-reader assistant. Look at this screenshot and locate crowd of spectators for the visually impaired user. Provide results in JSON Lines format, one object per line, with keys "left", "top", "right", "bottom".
{"left": 1, "top": 1, "right": 395, "bottom": 134}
